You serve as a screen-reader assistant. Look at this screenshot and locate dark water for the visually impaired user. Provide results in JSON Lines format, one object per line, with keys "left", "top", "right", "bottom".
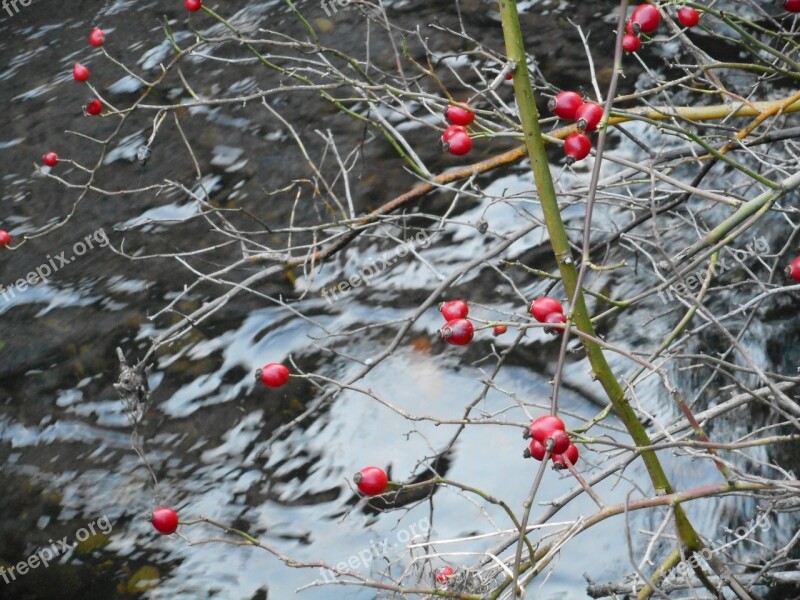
{"left": 2, "top": 1, "right": 795, "bottom": 599}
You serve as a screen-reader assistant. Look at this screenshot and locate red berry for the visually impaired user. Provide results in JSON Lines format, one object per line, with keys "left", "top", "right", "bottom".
{"left": 505, "top": 72, "right": 513, "bottom": 80}
{"left": 529, "top": 415, "right": 566, "bottom": 444}
{"left": 434, "top": 566, "right": 454, "bottom": 583}
{"left": 575, "top": 102, "right": 603, "bottom": 132}
{"left": 544, "top": 312, "right": 567, "bottom": 326}
{"left": 354, "top": 466, "right": 388, "bottom": 496}
{"left": 444, "top": 131, "right": 472, "bottom": 156}
{"left": 552, "top": 443, "right": 580, "bottom": 470}
{"left": 563, "top": 133, "right": 592, "bottom": 162}
{"left": 185, "top": 0, "right": 202, "bottom": 11}
{"left": 493, "top": 324, "right": 507, "bottom": 336}
{"left": 677, "top": 7, "right": 700, "bottom": 27}
{"left": 0, "top": 230, "right": 11, "bottom": 247}
{"left": 530, "top": 297, "right": 563, "bottom": 323}
{"left": 525, "top": 438, "right": 547, "bottom": 461}
{"left": 630, "top": 4, "right": 661, "bottom": 34}
{"left": 439, "top": 318, "right": 474, "bottom": 345}
{"left": 549, "top": 91, "right": 584, "bottom": 120}
{"left": 257, "top": 362, "right": 290, "bottom": 387}
{"left": 788, "top": 257, "right": 800, "bottom": 282}
{"left": 441, "top": 125, "right": 467, "bottom": 143}
{"left": 86, "top": 99, "right": 103, "bottom": 115}
{"left": 73, "top": 63, "right": 90, "bottom": 82}
{"left": 89, "top": 27, "right": 106, "bottom": 47}
{"left": 622, "top": 33, "right": 641, "bottom": 52}
{"left": 786, "top": 0, "right": 800, "bottom": 11}
{"left": 42, "top": 152, "right": 59, "bottom": 167}
{"left": 445, "top": 105, "right": 475, "bottom": 127}
{"left": 150, "top": 507, "right": 179, "bottom": 535}
{"left": 439, "top": 299, "right": 469, "bottom": 320}
{"left": 626, "top": 19, "right": 634, "bottom": 34}
{"left": 550, "top": 430, "right": 571, "bottom": 455}
{"left": 441, "top": 125, "right": 472, "bottom": 155}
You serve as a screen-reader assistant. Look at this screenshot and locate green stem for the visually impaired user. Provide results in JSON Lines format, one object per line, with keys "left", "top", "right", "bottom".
{"left": 496, "top": 0, "right": 706, "bottom": 573}
{"left": 498, "top": 0, "right": 671, "bottom": 501}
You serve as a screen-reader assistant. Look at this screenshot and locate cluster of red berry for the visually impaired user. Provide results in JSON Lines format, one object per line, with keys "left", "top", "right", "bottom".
{"left": 529, "top": 296, "right": 566, "bottom": 328}
{"left": 438, "top": 299, "right": 474, "bottom": 345}
{"left": 436, "top": 295, "right": 567, "bottom": 347}
{"left": 622, "top": 4, "right": 662, "bottom": 53}
{"left": 439, "top": 299, "right": 511, "bottom": 342}
{"left": 622, "top": 5, "right": 701, "bottom": 54}
{"left": 441, "top": 105, "right": 475, "bottom": 156}
{"left": 623, "top": 2, "right": 800, "bottom": 53}
{"left": 434, "top": 565, "right": 454, "bottom": 583}
{"left": 523, "top": 415, "right": 579, "bottom": 469}
{"left": 548, "top": 91, "right": 602, "bottom": 163}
